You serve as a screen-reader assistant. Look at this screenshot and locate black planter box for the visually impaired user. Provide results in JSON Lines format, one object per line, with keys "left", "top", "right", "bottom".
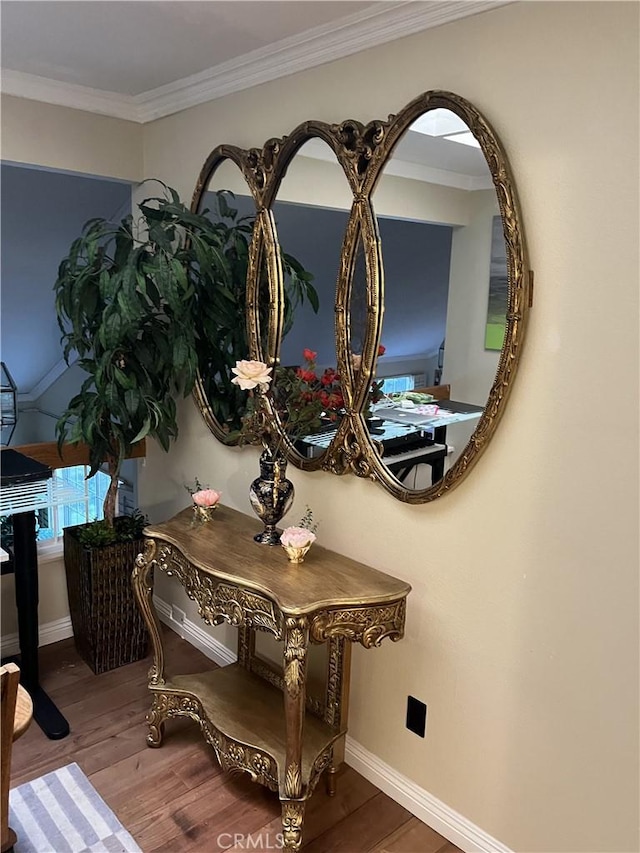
{"left": 63, "top": 524, "right": 148, "bottom": 674}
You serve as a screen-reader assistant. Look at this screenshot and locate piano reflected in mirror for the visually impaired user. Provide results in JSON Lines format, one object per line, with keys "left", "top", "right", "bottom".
{"left": 297, "top": 398, "right": 483, "bottom": 485}
{"left": 297, "top": 419, "right": 447, "bottom": 485}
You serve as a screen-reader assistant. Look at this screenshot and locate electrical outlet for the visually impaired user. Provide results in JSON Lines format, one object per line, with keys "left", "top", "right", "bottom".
{"left": 171, "top": 605, "right": 186, "bottom": 625}
{"left": 406, "top": 696, "right": 427, "bottom": 738}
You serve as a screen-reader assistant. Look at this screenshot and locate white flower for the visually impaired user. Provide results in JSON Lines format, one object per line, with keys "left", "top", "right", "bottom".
{"left": 192, "top": 489, "right": 221, "bottom": 507}
{"left": 231, "top": 360, "right": 273, "bottom": 390}
{"left": 280, "top": 527, "right": 317, "bottom": 548}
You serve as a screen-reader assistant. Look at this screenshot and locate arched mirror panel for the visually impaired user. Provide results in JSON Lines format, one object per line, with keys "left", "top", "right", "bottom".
{"left": 191, "top": 152, "right": 262, "bottom": 442}
{"left": 191, "top": 92, "right": 531, "bottom": 502}
{"left": 267, "top": 133, "right": 355, "bottom": 472}
{"left": 368, "top": 102, "right": 498, "bottom": 497}
{"left": 362, "top": 92, "right": 529, "bottom": 502}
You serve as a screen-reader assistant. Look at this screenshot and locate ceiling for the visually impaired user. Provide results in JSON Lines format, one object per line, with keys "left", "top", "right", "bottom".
{"left": 0, "top": 1, "right": 509, "bottom": 122}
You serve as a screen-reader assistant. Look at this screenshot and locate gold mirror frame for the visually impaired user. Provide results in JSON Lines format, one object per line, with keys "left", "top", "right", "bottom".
{"left": 191, "top": 92, "right": 532, "bottom": 502}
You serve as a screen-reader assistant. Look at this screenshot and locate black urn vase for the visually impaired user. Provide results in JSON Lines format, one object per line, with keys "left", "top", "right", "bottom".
{"left": 249, "top": 449, "right": 295, "bottom": 545}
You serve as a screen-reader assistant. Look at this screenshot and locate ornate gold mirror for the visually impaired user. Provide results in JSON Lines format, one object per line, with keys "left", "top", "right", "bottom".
{"left": 192, "top": 92, "right": 531, "bottom": 502}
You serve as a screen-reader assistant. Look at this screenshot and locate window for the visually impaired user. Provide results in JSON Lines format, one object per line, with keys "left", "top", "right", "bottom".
{"left": 380, "top": 375, "right": 416, "bottom": 395}
{"left": 36, "top": 465, "right": 111, "bottom": 541}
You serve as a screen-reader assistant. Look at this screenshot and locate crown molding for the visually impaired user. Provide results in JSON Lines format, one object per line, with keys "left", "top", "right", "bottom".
{"left": 136, "top": 0, "right": 511, "bottom": 122}
{"left": 1, "top": 1, "right": 511, "bottom": 124}
{"left": 0, "top": 69, "right": 141, "bottom": 122}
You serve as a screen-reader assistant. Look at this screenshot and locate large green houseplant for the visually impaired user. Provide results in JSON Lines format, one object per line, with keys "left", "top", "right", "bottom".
{"left": 55, "top": 183, "right": 236, "bottom": 672}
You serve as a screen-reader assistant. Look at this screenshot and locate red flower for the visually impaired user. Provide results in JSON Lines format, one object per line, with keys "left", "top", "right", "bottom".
{"left": 303, "top": 349, "right": 317, "bottom": 363}
{"left": 321, "top": 368, "right": 337, "bottom": 387}
{"left": 296, "top": 368, "right": 317, "bottom": 383}
{"left": 378, "top": 344, "right": 386, "bottom": 356}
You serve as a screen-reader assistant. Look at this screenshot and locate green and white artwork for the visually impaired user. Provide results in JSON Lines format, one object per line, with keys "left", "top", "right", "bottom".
{"left": 484, "top": 215, "right": 508, "bottom": 351}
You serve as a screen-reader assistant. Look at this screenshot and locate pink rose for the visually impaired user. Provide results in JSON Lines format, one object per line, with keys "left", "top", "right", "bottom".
{"left": 280, "top": 527, "right": 317, "bottom": 548}
{"left": 192, "top": 489, "right": 222, "bottom": 508}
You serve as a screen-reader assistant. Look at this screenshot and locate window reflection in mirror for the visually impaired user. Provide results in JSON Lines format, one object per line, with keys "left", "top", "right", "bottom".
{"left": 370, "top": 108, "right": 505, "bottom": 491}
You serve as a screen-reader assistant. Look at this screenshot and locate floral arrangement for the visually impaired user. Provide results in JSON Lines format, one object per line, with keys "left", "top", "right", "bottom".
{"left": 280, "top": 505, "right": 318, "bottom": 548}
{"left": 228, "top": 345, "right": 387, "bottom": 453}
{"left": 277, "top": 349, "right": 343, "bottom": 424}
{"left": 192, "top": 489, "right": 222, "bottom": 508}
{"left": 228, "top": 356, "right": 324, "bottom": 454}
{"left": 227, "top": 360, "right": 284, "bottom": 454}
{"left": 280, "top": 506, "right": 318, "bottom": 562}
{"left": 185, "top": 477, "right": 222, "bottom": 524}
{"left": 280, "top": 527, "right": 317, "bottom": 549}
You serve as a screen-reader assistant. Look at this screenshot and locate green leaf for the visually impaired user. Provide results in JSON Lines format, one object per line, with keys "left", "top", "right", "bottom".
{"left": 130, "top": 417, "right": 151, "bottom": 444}
{"left": 124, "top": 387, "right": 141, "bottom": 416}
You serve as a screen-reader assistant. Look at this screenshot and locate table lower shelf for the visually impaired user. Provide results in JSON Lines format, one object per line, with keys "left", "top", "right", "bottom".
{"left": 150, "top": 663, "right": 343, "bottom": 794}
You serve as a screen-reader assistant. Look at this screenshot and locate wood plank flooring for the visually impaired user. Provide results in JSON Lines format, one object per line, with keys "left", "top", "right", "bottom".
{"left": 10, "top": 629, "right": 461, "bottom": 853}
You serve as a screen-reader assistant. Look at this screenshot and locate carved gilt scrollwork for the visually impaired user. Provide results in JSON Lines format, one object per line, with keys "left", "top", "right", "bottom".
{"left": 132, "top": 539, "right": 165, "bottom": 686}
{"left": 149, "top": 689, "right": 279, "bottom": 790}
{"left": 281, "top": 801, "right": 305, "bottom": 851}
{"left": 322, "top": 419, "right": 377, "bottom": 479}
{"left": 333, "top": 117, "right": 393, "bottom": 182}
{"left": 283, "top": 616, "right": 308, "bottom": 699}
{"left": 310, "top": 599, "right": 406, "bottom": 648}
{"left": 155, "top": 543, "right": 283, "bottom": 638}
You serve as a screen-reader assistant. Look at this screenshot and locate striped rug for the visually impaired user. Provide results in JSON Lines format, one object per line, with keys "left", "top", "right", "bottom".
{"left": 9, "top": 763, "right": 141, "bottom": 852}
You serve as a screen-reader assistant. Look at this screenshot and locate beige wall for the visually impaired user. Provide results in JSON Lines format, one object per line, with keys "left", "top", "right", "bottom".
{"left": 1, "top": 554, "right": 69, "bottom": 638}
{"left": 1, "top": 2, "right": 637, "bottom": 851}
{"left": 138, "top": 3, "right": 639, "bottom": 853}
{"left": 0, "top": 94, "right": 143, "bottom": 181}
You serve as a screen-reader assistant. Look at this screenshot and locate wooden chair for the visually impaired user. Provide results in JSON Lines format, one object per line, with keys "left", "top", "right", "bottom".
{"left": 1, "top": 664, "right": 33, "bottom": 853}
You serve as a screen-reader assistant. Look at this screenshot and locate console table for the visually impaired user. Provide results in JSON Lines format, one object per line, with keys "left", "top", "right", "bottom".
{"left": 132, "top": 505, "right": 410, "bottom": 851}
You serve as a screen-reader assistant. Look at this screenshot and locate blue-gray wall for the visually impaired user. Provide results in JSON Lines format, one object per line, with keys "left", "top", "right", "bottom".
{"left": 1, "top": 164, "right": 132, "bottom": 398}
{"left": 205, "top": 192, "right": 452, "bottom": 377}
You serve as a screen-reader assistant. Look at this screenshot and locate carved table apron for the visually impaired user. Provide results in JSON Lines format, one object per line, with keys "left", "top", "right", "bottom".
{"left": 132, "top": 505, "right": 410, "bottom": 851}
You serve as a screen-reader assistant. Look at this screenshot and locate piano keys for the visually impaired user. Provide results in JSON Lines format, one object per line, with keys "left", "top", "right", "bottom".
{"left": 297, "top": 419, "right": 447, "bottom": 485}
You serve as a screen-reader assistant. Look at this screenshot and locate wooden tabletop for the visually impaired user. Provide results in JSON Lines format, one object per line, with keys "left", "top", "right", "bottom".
{"left": 144, "top": 506, "right": 411, "bottom": 615}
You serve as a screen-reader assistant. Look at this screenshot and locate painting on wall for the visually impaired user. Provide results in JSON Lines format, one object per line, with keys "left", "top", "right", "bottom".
{"left": 484, "top": 215, "right": 508, "bottom": 351}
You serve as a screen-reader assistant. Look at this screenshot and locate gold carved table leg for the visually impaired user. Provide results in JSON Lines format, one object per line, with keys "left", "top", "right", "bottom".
{"left": 281, "top": 616, "right": 309, "bottom": 851}
{"left": 324, "top": 636, "right": 352, "bottom": 796}
{"left": 132, "top": 540, "right": 167, "bottom": 747}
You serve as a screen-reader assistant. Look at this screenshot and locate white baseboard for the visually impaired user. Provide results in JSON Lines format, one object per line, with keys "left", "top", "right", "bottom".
{"left": 1, "top": 615, "right": 74, "bottom": 657}
{"left": 0, "top": 599, "right": 237, "bottom": 666}
{"left": 153, "top": 595, "right": 237, "bottom": 668}
{"left": 345, "top": 737, "right": 511, "bottom": 853}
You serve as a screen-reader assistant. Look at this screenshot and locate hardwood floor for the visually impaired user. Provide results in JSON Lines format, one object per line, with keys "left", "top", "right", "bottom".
{"left": 11, "top": 629, "right": 461, "bottom": 853}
